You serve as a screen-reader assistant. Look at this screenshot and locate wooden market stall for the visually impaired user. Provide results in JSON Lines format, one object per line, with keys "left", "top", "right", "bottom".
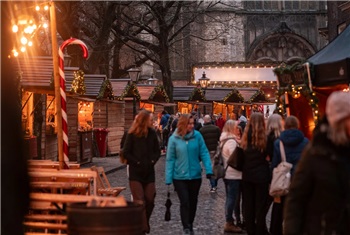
{"left": 111, "top": 79, "right": 140, "bottom": 128}
{"left": 16, "top": 56, "right": 124, "bottom": 161}
{"left": 173, "top": 86, "right": 198, "bottom": 114}
{"left": 138, "top": 84, "right": 176, "bottom": 115}
{"left": 273, "top": 25, "right": 350, "bottom": 139}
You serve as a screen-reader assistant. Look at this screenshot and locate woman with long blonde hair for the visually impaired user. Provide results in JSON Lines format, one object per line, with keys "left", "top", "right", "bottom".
{"left": 240, "top": 112, "right": 270, "bottom": 235}
{"left": 220, "top": 120, "right": 243, "bottom": 233}
{"left": 165, "top": 114, "right": 212, "bottom": 234}
{"left": 123, "top": 110, "right": 161, "bottom": 234}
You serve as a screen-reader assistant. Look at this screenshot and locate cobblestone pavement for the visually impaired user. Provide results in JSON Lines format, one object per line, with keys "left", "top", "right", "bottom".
{"left": 103, "top": 155, "right": 253, "bottom": 235}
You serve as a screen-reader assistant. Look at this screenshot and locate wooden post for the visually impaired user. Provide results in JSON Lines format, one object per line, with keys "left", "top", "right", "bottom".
{"left": 50, "top": 2, "right": 64, "bottom": 169}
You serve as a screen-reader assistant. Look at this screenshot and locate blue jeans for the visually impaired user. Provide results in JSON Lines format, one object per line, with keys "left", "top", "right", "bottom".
{"left": 224, "top": 179, "right": 241, "bottom": 223}
{"left": 209, "top": 178, "right": 218, "bottom": 188}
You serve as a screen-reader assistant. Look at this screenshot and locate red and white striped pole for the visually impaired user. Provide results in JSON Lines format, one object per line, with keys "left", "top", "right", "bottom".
{"left": 58, "top": 38, "right": 88, "bottom": 168}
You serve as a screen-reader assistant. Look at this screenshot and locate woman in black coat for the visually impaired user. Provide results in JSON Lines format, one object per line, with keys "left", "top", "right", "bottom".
{"left": 284, "top": 91, "right": 350, "bottom": 235}
{"left": 123, "top": 110, "right": 161, "bottom": 234}
{"left": 240, "top": 113, "right": 270, "bottom": 235}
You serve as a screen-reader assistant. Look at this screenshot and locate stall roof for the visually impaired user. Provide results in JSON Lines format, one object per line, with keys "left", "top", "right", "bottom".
{"left": 15, "top": 56, "right": 107, "bottom": 97}
{"left": 173, "top": 86, "right": 197, "bottom": 101}
{"left": 205, "top": 88, "right": 231, "bottom": 101}
{"left": 110, "top": 79, "right": 130, "bottom": 97}
{"left": 14, "top": 56, "right": 54, "bottom": 91}
{"left": 138, "top": 85, "right": 156, "bottom": 100}
{"left": 64, "top": 67, "right": 106, "bottom": 97}
{"left": 308, "top": 24, "right": 350, "bottom": 87}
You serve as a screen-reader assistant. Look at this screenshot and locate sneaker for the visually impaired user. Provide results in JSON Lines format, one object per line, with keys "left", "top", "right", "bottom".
{"left": 224, "top": 222, "right": 242, "bottom": 233}
{"left": 210, "top": 187, "right": 217, "bottom": 193}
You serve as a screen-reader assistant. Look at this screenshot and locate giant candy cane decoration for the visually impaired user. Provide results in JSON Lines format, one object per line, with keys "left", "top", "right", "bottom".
{"left": 58, "top": 38, "right": 88, "bottom": 168}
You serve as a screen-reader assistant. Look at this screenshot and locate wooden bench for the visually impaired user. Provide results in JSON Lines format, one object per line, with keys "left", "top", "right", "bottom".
{"left": 90, "top": 166, "right": 126, "bottom": 197}
{"left": 28, "top": 161, "right": 80, "bottom": 169}
{"left": 29, "top": 170, "right": 97, "bottom": 195}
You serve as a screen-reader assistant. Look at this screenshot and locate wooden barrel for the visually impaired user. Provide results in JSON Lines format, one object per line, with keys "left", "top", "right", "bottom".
{"left": 67, "top": 202, "right": 142, "bottom": 235}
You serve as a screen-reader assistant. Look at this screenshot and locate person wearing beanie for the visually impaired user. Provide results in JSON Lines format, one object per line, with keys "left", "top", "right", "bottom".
{"left": 284, "top": 91, "right": 350, "bottom": 235}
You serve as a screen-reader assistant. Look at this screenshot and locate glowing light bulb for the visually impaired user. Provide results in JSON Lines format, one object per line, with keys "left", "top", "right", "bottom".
{"left": 43, "top": 23, "right": 48, "bottom": 28}
{"left": 20, "top": 47, "right": 26, "bottom": 52}
{"left": 12, "top": 25, "right": 18, "bottom": 33}
{"left": 13, "top": 50, "right": 19, "bottom": 57}
{"left": 28, "top": 41, "right": 33, "bottom": 46}
{"left": 44, "top": 5, "right": 49, "bottom": 10}
{"left": 36, "top": 5, "right": 40, "bottom": 11}
{"left": 21, "top": 37, "right": 28, "bottom": 45}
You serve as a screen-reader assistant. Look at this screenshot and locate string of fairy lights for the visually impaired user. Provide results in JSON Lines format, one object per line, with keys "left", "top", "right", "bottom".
{"left": 10, "top": 2, "right": 50, "bottom": 57}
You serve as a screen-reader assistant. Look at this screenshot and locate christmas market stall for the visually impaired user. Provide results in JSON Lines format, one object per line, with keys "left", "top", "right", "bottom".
{"left": 113, "top": 80, "right": 141, "bottom": 128}
{"left": 274, "top": 22, "right": 349, "bottom": 139}
{"left": 307, "top": 23, "right": 350, "bottom": 115}
{"left": 185, "top": 86, "right": 212, "bottom": 115}
{"left": 138, "top": 84, "right": 176, "bottom": 114}
{"left": 173, "top": 86, "right": 198, "bottom": 114}
{"left": 15, "top": 56, "right": 73, "bottom": 160}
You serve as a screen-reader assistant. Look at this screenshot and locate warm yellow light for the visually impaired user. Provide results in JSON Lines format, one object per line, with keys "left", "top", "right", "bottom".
{"left": 44, "top": 5, "right": 49, "bottom": 11}
{"left": 20, "top": 47, "right": 26, "bottom": 52}
{"left": 267, "top": 94, "right": 270, "bottom": 97}
{"left": 43, "top": 23, "right": 48, "bottom": 28}
{"left": 33, "top": 24, "right": 37, "bottom": 29}
{"left": 20, "top": 37, "right": 28, "bottom": 45}
{"left": 36, "top": 5, "right": 40, "bottom": 11}
{"left": 12, "top": 25, "right": 18, "bottom": 33}
{"left": 28, "top": 41, "right": 33, "bottom": 46}
{"left": 13, "top": 50, "right": 19, "bottom": 57}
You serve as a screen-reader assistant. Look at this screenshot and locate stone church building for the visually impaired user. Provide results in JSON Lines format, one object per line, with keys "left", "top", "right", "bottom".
{"left": 164, "top": 0, "right": 328, "bottom": 85}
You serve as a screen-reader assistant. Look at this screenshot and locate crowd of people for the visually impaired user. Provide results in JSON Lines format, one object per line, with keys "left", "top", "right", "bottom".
{"left": 121, "top": 90, "right": 350, "bottom": 235}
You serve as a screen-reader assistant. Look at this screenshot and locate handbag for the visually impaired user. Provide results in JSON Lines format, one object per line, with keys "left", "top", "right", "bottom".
{"left": 212, "top": 138, "right": 232, "bottom": 180}
{"left": 269, "top": 140, "right": 293, "bottom": 197}
{"left": 227, "top": 142, "right": 245, "bottom": 171}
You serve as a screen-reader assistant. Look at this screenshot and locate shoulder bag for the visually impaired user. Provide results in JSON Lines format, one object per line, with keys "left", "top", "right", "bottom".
{"left": 227, "top": 140, "right": 245, "bottom": 171}
{"left": 269, "top": 140, "right": 293, "bottom": 197}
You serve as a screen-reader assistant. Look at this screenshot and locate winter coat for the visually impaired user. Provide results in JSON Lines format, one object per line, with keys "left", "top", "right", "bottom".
{"left": 284, "top": 120, "right": 350, "bottom": 235}
{"left": 215, "top": 117, "right": 226, "bottom": 131}
{"left": 199, "top": 123, "right": 221, "bottom": 152}
{"left": 165, "top": 130, "right": 212, "bottom": 185}
{"left": 242, "top": 129, "right": 270, "bottom": 183}
{"left": 272, "top": 129, "right": 309, "bottom": 175}
{"left": 123, "top": 128, "right": 161, "bottom": 183}
{"left": 160, "top": 114, "right": 170, "bottom": 129}
{"left": 220, "top": 132, "right": 242, "bottom": 180}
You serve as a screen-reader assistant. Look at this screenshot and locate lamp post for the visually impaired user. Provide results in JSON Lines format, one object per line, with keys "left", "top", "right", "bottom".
{"left": 147, "top": 75, "right": 158, "bottom": 85}
{"left": 198, "top": 71, "right": 210, "bottom": 114}
{"left": 127, "top": 67, "right": 141, "bottom": 118}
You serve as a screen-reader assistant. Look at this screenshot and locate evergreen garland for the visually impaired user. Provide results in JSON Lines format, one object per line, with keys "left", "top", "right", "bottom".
{"left": 149, "top": 85, "right": 170, "bottom": 103}
{"left": 249, "top": 89, "right": 270, "bottom": 103}
{"left": 116, "top": 83, "right": 141, "bottom": 101}
{"left": 275, "top": 84, "right": 319, "bottom": 123}
{"left": 97, "top": 79, "right": 114, "bottom": 100}
{"left": 70, "top": 70, "right": 86, "bottom": 95}
{"left": 189, "top": 87, "right": 206, "bottom": 101}
{"left": 223, "top": 88, "right": 244, "bottom": 103}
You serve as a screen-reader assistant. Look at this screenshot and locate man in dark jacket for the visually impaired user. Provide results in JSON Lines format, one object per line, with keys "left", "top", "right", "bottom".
{"left": 199, "top": 115, "right": 221, "bottom": 192}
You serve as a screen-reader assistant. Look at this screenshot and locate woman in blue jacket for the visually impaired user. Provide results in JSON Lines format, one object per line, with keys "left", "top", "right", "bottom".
{"left": 165, "top": 114, "right": 213, "bottom": 235}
